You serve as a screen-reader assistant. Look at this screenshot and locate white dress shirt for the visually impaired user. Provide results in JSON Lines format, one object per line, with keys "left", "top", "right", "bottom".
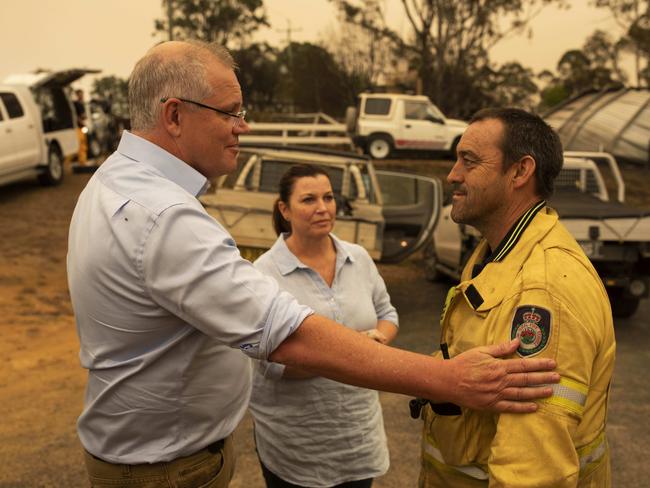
{"left": 249, "top": 234, "right": 398, "bottom": 487}
{"left": 67, "top": 131, "right": 312, "bottom": 464}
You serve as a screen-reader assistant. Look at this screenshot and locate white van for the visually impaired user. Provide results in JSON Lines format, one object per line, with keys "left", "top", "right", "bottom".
{"left": 0, "top": 69, "right": 96, "bottom": 187}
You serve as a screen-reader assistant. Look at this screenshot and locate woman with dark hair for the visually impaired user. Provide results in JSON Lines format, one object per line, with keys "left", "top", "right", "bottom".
{"left": 249, "top": 164, "right": 399, "bottom": 488}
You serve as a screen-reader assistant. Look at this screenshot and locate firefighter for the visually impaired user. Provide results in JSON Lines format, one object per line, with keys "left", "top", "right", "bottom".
{"left": 73, "top": 88, "right": 88, "bottom": 165}
{"left": 418, "top": 108, "right": 616, "bottom": 487}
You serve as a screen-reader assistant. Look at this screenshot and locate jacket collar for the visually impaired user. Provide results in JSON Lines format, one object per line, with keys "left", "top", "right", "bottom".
{"left": 458, "top": 205, "right": 558, "bottom": 312}
{"left": 476, "top": 200, "right": 546, "bottom": 271}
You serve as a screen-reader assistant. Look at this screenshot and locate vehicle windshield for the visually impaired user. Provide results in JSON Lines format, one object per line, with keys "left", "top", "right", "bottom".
{"left": 404, "top": 101, "right": 445, "bottom": 122}
{"left": 217, "top": 150, "right": 377, "bottom": 204}
{"left": 427, "top": 103, "right": 444, "bottom": 121}
{"left": 258, "top": 160, "right": 345, "bottom": 195}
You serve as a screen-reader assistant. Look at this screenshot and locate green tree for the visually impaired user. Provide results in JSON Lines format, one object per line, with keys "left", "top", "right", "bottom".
{"left": 583, "top": 29, "right": 629, "bottom": 82}
{"left": 331, "top": 0, "right": 562, "bottom": 118}
{"left": 593, "top": 0, "right": 650, "bottom": 85}
{"left": 155, "top": 0, "right": 268, "bottom": 47}
{"left": 539, "top": 30, "right": 624, "bottom": 111}
{"left": 322, "top": 3, "right": 395, "bottom": 98}
{"left": 277, "top": 42, "right": 350, "bottom": 116}
{"left": 231, "top": 43, "right": 281, "bottom": 114}
{"left": 483, "top": 62, "right": 539, "bottom": 111}
{"left": 557, "top": 49, "right": 596, "bottom": 94}
{"left": 539, "top": 83, "right": 570, "bottom": 109}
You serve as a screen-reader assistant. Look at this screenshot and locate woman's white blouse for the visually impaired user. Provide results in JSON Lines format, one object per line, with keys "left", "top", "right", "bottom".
{"left": 249, "top": 233, "right": 398, "bottom": 487}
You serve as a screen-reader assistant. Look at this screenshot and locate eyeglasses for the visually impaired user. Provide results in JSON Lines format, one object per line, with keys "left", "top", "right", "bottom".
{"left": 160, "top": 97, "right": 247, "bottom": 126}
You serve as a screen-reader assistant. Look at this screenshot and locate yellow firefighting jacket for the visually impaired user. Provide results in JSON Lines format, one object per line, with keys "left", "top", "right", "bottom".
{"left": 420, "top": 203, "right": 616, "bottom": 488}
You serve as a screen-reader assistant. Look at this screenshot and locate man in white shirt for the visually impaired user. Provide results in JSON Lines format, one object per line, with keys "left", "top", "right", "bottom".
{"left": 67, "top": 40, "right": 559, "bottom": 488}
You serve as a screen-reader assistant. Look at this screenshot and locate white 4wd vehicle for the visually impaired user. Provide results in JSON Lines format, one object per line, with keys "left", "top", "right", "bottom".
{"left": 0, "top": 69, "right": 95, "bottom": 187}
{"left": 348, "top": 93, "right": 467, "bottom": 160}
{"left": 425, "top": 152, "right": 650, "bottom": 318}
{"left": 200, "top": 145, "right": 442, "bottom": 263}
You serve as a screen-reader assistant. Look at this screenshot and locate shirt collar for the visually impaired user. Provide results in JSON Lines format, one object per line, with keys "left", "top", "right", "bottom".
{"left": 272, "top": 233, "right": 354, "bottom": 276}
{"left": 116, "top": 131, "right": 209, "bottom": 197}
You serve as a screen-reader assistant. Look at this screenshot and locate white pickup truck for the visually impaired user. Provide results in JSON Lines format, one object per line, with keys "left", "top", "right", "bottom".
{"left": 241, "top": 93, "right": 466, "bottom": 159}
{"left": 347, "top": 93, "right": 467, "bottom": 160}
{"left": 424, "top": 152, "right": 650, "bottom": 318}
{"left": 0, "top": 69, "right": 95, "bottom": 187}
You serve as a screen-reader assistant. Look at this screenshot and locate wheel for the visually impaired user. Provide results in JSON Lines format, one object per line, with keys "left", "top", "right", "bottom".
{"left": 87, "top": 134, "right": 103, "bottom": 159}
{"left": 38, "top": 146, "right": 64, "bottom": 186}
{"left": 367, "top": 135, "right": 392, "bottom": 160}
{"left": 607, "top": 288, "right": 640, "bottom": 319}
{"left": 423, "top": 238, "right": 445, "bottom": 282}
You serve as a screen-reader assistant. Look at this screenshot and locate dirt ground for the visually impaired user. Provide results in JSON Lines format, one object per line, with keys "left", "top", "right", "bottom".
{"left": 1, "top": 159, "right": 649, "bottom": 487}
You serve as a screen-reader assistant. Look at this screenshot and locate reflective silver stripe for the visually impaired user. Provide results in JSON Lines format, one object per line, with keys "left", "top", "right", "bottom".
{"left": 424, "top": 432, "right": 606, "bottom": 479}
{"left": 542, "top": 378, "right": 589, "bottom": 417}
{"left": 551, "top": 382, "right": 587, "bottom": 406}
{"left": 579, "top": 436, "right": 607, "bottom": 471}
{"left": 423, "top": 441, "right": 489, "bottom": 480}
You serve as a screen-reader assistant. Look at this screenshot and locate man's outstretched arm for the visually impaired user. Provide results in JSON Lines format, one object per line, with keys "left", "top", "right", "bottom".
{"left": 270, "top": 314, "right": 558, "bottom": 413}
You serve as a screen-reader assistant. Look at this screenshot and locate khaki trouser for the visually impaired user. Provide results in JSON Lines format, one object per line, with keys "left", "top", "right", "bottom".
{"left": 84, "top": 435, "right": 235, "bottom": 488}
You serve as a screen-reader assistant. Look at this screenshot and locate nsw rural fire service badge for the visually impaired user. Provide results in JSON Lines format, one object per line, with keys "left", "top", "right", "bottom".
{"left": 510, "top": 305, "right": 551, "bottom": 357}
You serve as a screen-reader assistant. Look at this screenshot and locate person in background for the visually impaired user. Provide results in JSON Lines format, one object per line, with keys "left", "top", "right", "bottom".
{"left": 250, "top": 164, "right": 398, "bottom": 488}
{"left": 418, "top": 108, "right": 616, "bottom": 487}
{"left": 73, "top": 88, "right": 88, "bottom": 165}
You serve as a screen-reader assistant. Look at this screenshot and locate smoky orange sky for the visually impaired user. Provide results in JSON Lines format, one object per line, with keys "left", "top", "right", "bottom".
{"left": 0, "top": 0, "right": 630, "bottom": 92}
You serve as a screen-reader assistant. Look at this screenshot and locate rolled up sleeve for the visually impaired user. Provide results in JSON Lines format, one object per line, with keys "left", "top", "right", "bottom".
{"left": 142, "top": 203, "right": 313, "bottom": 359}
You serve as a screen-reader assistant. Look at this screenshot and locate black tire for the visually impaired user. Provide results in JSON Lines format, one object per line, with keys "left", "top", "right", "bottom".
{"left": 423, "top": 238, "right": 445, "bottom": 282}
{"left": 38, "top": 146, "right": 64, "bottom": 186}
{"left": 607, "top": 288, "right": 640, "bottom": 319}
{"left": 367, "top": 135, "right": 392, "bottom": 160}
